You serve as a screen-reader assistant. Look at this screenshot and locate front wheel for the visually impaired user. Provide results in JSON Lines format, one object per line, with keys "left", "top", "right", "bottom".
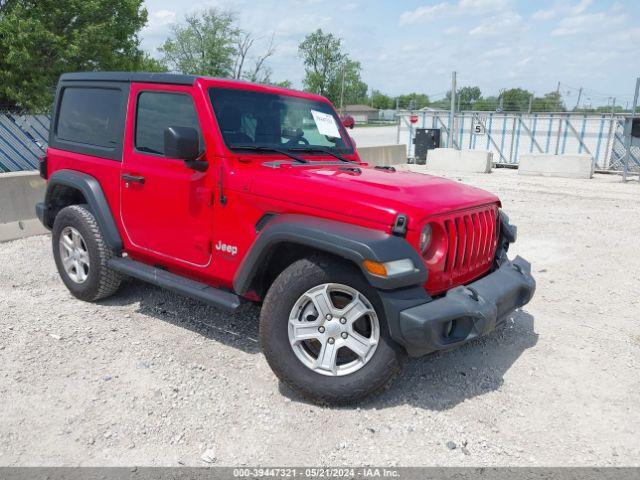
{"left": 52, "top": 204, "right": 122, "bottom": 302}
{"left": 259, "top": 255, "right": 403, "bottom": 404}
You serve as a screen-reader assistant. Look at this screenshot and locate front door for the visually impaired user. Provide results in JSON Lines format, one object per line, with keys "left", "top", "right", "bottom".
{"left": 120, "top": 83, "right": 213, "bottom": 267}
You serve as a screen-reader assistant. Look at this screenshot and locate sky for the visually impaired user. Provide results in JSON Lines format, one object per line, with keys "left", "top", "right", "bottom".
{"left": 140, "top": 0, "right": 640, "bottom": 107}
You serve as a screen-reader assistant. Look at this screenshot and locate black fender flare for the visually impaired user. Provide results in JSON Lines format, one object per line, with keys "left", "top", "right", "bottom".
{"left": 233, "top": 214, "right": 427, "bottom": 294}
{"left": 41, "top": 169, "right": 123, "bottom": 251}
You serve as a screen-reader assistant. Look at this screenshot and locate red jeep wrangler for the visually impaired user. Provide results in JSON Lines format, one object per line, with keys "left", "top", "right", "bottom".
{"left": 36, "top": 72, "right": 535, "bottom": 404}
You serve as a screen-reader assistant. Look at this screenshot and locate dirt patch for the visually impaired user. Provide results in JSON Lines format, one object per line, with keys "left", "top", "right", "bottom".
{"left": 1, "top": 170, "right": 639, "bottom": 466}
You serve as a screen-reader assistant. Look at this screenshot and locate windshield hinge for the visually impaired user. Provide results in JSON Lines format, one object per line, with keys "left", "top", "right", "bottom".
{"left": 218, "top": 165, "right": 227, "bottom": 205}
{"left": 392, "top": 214, "right": 408, "bottom": 237}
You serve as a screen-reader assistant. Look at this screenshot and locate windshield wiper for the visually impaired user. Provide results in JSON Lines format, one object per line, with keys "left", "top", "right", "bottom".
{"left": 230, "top": 145, "right": 308, "bottom": 163}
{"left": 287, "top": 146, "right": 356, "bottom": 163}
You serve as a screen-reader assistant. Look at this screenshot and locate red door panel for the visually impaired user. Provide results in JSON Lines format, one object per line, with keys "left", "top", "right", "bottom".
{"left": 120, "top": 83, "right": 214, "bottom": 268}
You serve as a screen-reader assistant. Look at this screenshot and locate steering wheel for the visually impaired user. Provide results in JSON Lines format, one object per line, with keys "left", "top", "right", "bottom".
{"left": 285, "top": 136, "right": 310, "bottom": 147}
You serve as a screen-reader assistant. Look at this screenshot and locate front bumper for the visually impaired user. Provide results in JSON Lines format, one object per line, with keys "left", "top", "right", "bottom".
{"left": 391, "top": 256, "right": 535, "bottom": 357}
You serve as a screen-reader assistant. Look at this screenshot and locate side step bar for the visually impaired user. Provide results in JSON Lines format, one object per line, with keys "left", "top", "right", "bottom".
{"left": 108, "top": 257, "right": 242, "bottom": 312}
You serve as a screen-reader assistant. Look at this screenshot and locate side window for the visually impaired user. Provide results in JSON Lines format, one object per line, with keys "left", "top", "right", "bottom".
{"left": 56, "top": 87, "right": 121, "bottom": 147}
{"left": 135, "top": 92, "right": 202, "bottom": 156}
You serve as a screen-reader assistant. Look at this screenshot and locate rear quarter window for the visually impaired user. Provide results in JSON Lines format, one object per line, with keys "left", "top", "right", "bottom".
{"left": 50, "top": 83, "right": 128, "bottom": 161}
{"left": 56, "top": 88, "right": 121, "bottom": 147}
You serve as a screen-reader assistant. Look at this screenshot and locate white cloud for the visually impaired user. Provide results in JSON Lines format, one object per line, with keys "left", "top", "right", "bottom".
{"left": 458, "top": 0, "right": 506, "bottom": 10}
{"left": 144, "top": 9, "right": 176, "bottom": 33}
{"left": 551, "top": 11, "right": 627, "bottom": 36}
{"left": 399, "top": 2, "right": 450, "bottom": 25}
{"left": 533, "top": 0, "right": 593, "bottom": 22}
{"left": 570, "top": 0, "right": 593, "bottom": 15}
{"left": 276, "top": 14, "right": 332, "bottom": 35}
{"left": 341, "top": 2, "right": 359, "bottom": 11}
{"left": 399, "top": 0, "right": 508, "bottom": 26}
{"left": 469, "top": 12, "right": 522, "bottom": 36}
{"left": 532, "top": 8, "right": 555, "bottom": 21}
{"left": 516, "top": 56, "right": 532, "bottom": 67}
{"left": 611, "top": 2, "right": 624, "bottom": 13}
{"left": 138, "top": 0, "right": 637, "bottom": 104}
{"left": 481, "top": 46, "right": 512, "bottom": 59}
{"left": 400, "top": 0, "right": 509, "bottom": 25}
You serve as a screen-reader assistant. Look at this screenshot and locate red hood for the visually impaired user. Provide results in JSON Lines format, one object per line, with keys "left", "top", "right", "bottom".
{"left": 248, "top": 162, "right": 500, "bottom": 230}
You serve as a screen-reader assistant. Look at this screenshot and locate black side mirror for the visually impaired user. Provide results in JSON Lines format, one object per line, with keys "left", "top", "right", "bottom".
{"left": 164, "top": 126, "right": 207, "bottom": 172}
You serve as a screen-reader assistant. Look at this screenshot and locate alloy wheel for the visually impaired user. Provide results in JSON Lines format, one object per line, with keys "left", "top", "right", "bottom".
{"left": 288, "top": 283, "right": 380, "bottom": 376}
{"left": 59, "top": 226, "right": 90, "bottom": 284}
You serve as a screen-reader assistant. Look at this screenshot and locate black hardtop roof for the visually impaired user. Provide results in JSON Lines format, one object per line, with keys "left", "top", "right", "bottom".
{"left": 59, "top": 71, "right": 198, "bottom": 86}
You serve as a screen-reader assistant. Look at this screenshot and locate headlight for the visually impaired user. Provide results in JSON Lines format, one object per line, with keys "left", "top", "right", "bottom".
{"left": 419, "top": 224, "right": 432, "bottom": 254}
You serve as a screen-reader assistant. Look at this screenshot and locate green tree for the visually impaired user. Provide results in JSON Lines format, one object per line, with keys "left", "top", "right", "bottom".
{"left": 327, "top": 59, "right": 368, "bottom": 109}
{"left": 298, "top": 29, "right": 345, "bottom": 99}
{"left": 500, "top": 88, "right": 532, "bottom": 111}
{"left": 531, "top": 91, "right": 566, "bottom": 112}
{"left": 370, "top": 90, "right": 393, "bottom": 109}
{"left": 457, "top": 86, "right": 482, "bottom": 110}
{"left": 0, "top": 0, "right": 150, "bottom": 112}
{"left": 270, "top": 80, "right": 293, "bottom": 89}
{"left": 397, "top": 93, "right": 430, "bottom": 110}
{"left": 159, "top": 8, "right": 239, "bottom": 77}
{"left": 473, "top": 96, "right": 500, "bottom": 111}
{"left": 137, "top": 54, "right": 167, "bottom": 73}
{"left": 159, "top": 9, "right": 277, "bottom": 83}
{"left": 298, "top": 29, "right": 367, "bottom": 106}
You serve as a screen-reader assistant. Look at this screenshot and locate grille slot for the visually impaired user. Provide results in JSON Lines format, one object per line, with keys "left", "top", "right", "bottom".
{"left": 442, "top": 206, "right": 498, "bottom": 282}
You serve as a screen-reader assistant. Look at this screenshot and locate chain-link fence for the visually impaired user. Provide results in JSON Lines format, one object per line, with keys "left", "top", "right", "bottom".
{"left": 397, "top": 110, "right": 640, "bottom": 172}
{"left": 2, "top": 110, "right": 639, "bottom": 174}
{"left": 0, "top": 112, "right": 50, "bottom": 172}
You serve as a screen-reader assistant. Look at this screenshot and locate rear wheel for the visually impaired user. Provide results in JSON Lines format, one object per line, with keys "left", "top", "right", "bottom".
{"left": 52, "top": 204, "right": 122, "bottom": 302}
{"left": 260, "top": 255, "right": 403, "bottom": 404}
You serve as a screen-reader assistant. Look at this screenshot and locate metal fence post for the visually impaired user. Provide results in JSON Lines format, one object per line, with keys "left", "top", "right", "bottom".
{"left": 509, "top": 116, "right": 517, "bottom": 163}
{"left": 622, "top": 77, "right": 639, "bottom": 182}
{"left": 555, "top": 114, "right": 563, "bottom": 154}
{"left": 449, "top": 71, "right": 456, "bottom": 149}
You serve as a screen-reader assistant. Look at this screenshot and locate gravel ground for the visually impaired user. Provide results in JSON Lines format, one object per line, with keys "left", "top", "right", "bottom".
{"left": 1, "top": 169, "right": 639, "bottom": 466}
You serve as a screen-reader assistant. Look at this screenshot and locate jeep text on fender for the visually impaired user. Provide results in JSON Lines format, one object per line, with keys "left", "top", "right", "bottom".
{"left": 36, "top": 72, "right": 535, "bottom": 404}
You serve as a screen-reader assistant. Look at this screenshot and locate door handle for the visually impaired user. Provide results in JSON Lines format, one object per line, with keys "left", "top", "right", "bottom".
{"left": 122, "top": 173, "right": 145, "bottom": 184}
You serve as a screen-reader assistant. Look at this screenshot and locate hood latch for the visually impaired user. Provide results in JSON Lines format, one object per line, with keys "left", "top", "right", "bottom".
{"left": 392, "top": 214, "right": 408, "bottom": 237}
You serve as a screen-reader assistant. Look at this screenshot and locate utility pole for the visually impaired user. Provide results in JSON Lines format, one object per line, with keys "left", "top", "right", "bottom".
{"left": 574, "top": 87, "right": 583, "bottom": 111}
{"left": 339, "top": 64, "right": 346, "bottom": 115}
{"left": 527, "top": 93, "right": 534, "bottom": 114}
{"left": 611, "top": 97, "right": 616, "bottom": 116}
{"left": 622, "top": 77, "right": 639, "bottom": 182}
{"left": 449, "top": 71, "right": 457, "bottom": 149}
{"left": 556, "top": 81, "right": 561, "bottom": 95}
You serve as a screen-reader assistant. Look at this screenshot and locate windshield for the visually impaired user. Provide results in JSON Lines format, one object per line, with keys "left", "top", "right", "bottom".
{"left": 209, "top": 88, "right": 354, "bottom": 155}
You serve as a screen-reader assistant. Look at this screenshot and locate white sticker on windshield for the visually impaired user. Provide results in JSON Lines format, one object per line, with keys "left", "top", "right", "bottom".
{"left": 311, "top": 110, "right": 340, "bottom": 138}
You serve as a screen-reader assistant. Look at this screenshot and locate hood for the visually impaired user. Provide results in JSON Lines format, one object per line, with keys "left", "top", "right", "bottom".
{"left": 249, "top": 162, "right": 500, "bottom": 230}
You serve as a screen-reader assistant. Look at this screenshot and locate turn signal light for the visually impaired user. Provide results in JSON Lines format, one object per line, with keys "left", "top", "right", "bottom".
{"left": 363, "top": 260, "right": 387, "bottom": 276}
{"left": 363, "top": 259, "right": 415, "bottom": 277}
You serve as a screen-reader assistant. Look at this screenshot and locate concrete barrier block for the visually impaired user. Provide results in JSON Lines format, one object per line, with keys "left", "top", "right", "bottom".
{"left": 0, "top": 171, "right": 47, "bottom": 242}
{"left": 0, "top": 219, "right": 48, "bottom": 242}
{"left": 426, "top": 148, "right": 493, "bottom": 173}
{"left": 518, "top": 153, "right": 594, "bottom": 179}
{"left": 357, "top": 144, "right": 407, "bottom": 166}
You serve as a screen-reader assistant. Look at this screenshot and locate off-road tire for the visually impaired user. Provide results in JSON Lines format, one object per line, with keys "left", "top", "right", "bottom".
{"left": 260, "top": 254, "right": 403, "bottom": 405}
{"left": 52, "top": 204, "right": 122, "bottom": 302}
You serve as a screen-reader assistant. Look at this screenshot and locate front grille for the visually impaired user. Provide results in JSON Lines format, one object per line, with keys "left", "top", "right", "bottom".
{"left": 425, "top": 204, "right": 499, "bottom": 293}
